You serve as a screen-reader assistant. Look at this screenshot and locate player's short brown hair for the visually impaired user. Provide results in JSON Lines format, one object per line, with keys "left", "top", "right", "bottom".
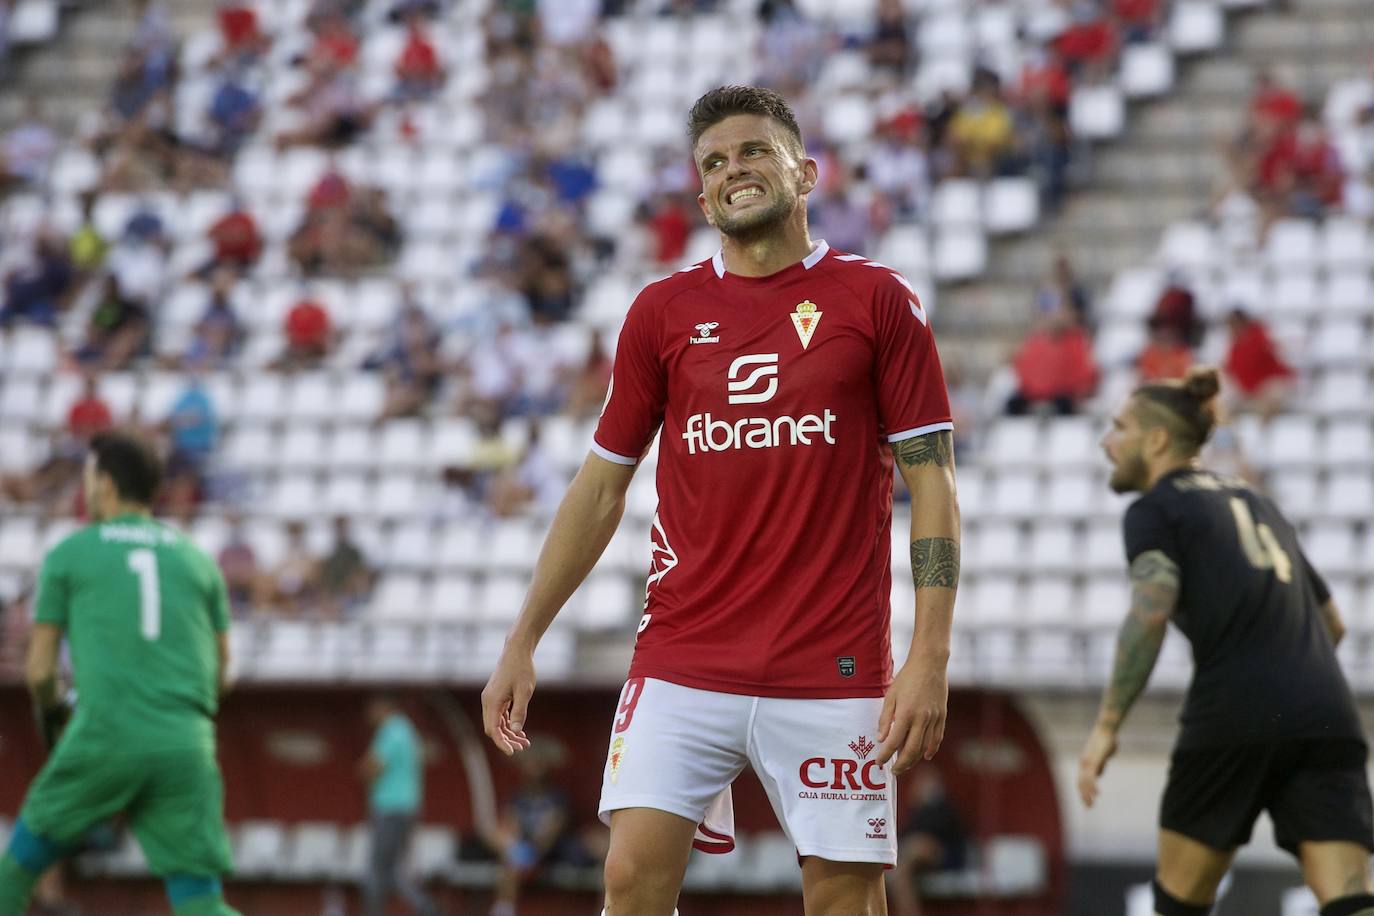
{"left": 1133, "top": 366, "right": 1222, "bottom": 456}
{"left": 90, "top": 430, "right": 162, "bottom": 506}
{"left": 688, "top": 85, "right": 805, "bottom": 158}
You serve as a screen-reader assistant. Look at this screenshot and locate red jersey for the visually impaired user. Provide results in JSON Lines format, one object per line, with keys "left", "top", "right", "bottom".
{"left": 593, "top": 242, "right": 952, "bottom": 699}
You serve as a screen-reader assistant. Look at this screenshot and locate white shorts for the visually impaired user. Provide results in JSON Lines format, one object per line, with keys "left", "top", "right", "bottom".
{"left": 597, "top": 677, "right": 897, "bottom": 865}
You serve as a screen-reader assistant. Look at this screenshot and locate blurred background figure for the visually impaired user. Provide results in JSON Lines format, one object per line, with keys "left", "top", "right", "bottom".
{"left": 887, "top": 767, "right": 968, "bottom": 916}
{"left": 359, "top": 693, "right": 441, "bottom": 916}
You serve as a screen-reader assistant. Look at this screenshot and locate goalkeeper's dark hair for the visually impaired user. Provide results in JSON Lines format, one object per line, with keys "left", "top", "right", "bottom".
{"left": 1132, "top": 366, "right": 1221, "bottom": 457}
{"left": 90, "top": 430, "right": 162, "bottom": 506}
{"left": 688, "top": 85, "right": 805, "bottom": 159}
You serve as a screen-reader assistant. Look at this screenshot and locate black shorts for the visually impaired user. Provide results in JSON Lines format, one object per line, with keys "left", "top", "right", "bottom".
{"left": 1161, "top": 738, "right": 1374, "bottom": 855}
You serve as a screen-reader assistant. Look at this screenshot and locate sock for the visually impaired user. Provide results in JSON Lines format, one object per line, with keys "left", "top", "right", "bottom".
{"left": 167, "top": 876, "right": 240, "bottom": 916}
{"left": 1154, "top": 879, "right": 1212, "bottom": 916}
{"left": 0, "top": 853, "right": 40, "bottom": 916}
{"left": 1321, "top": 894, "right": 1374, "bottom": 916}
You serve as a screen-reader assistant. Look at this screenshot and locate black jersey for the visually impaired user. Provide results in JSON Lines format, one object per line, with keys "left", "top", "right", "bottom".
{"left": 1123, "top": 468, "right": 1364, "bottom": 750}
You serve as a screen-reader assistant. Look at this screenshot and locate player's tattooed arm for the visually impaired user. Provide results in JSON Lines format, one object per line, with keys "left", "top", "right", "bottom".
{"left": 1097, "top": 550, "right": 1180, "bottom": 732}
{"left": 891, "top": 430, "right": 954, "bottom": 468}
{"left": 911, "top": 538, "right": 959, "bottom": 588}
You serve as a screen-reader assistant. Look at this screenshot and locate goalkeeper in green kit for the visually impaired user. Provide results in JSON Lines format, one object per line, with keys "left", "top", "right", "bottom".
{"left": 0, "top": 431, "right": 240, "bottom": 915}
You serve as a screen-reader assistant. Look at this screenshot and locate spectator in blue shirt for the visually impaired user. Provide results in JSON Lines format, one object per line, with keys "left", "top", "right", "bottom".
{"left": 359, "top": 695, "right": 441, "bottom": 916}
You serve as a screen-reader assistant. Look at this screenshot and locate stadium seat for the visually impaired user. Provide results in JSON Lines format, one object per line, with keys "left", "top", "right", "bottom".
{"left": 1025, "top": 577, "right": 1076, "bottom": 625}
{"left": 1094, "top": 321, "right": 1148, "bottom": 370}
{"left": 277, "top": 426, "right": 329, "bottom": 472}
{"left": 5, "top": 374, "right": 50, "bottom": 425}
{"left": 1027, "top": 523, "right": 1078, "bottom": 574}
{"left": 987, "top": 471, "right": 1041, "bottom": 518}
{"left": 1309, "top": 318, "right": 1368, "bottom": 365}
{"left": 983, "top": 417, "right": 1041, "bottom": 467}
{"left": 1311, "top": 369, "right": 1369, "bottom": 415}
{"left": 361, "top": 623, "right": 433, "bottom": 680}
{"left": 265, "top": 474, "right": 319, "bottom": 519}
{"left": 984, "top": 836, "right": 1048, "bottom": 894}
{"left": 574, "top": 574, "right": 639, "bottom": 631}
{"left": 1305, "top": 524, "right": 1358, "bottom": 576}
{"left": 1169, "top": 1, "right": 1224, "bottom": 52}
{"left": 322, "top": 474, "right": 370, "bottom": 517}
{"left": 964, "top": 576, "right": 1021, "bottom": 628}
{"left": 235, "top": 821, "right": 288, "bottom": 878}
{"left": 873, "top": 225, "right": 932, "bottom": 280}
{"left": 931, "top": 180, "right": 982, "bottom": 228}
{"left": 1272, "top": 270, "right": 1320, "bottom": 318}
{"left": 371, "top": 575, "right": 431, "bottom": 621}
{"left": 0, "top": 427, "right": 40, "bottom": 473}
{"left": 742, "top": 832, "right": 802, "bottom": 892}
{"left": 1120, "top": 43, "right": 1174, "bottom": 98}
{"left": 285, "top": 822, "right": 343, "bottom": 880}
{"left": 1083, "top": 520, "right": 1126, "bottom": 574}
{"left": 1158, "top": 222, "right": 1214, "bottom": 272}
{"left": 1105, "top": 267, "right": 1164, "bottom": 319}
{"left": 1325, "top": 270, "right": 1373, "bottom": 317}
{"left": 1069, "top": 86, "right": 1125, "bottom": 140}
{"left": 0, "top": 517, "right": 41, "bottom": 572}
{"left": 475, "top": 575, "right": 528, "bottom": 625}
{"left": 1320, "top": 218, "right": 1369, "bottom": 267}
{"left": 411, "top": 826, "right": 455, "bottom": 880}
{"left": 966, "top": 522, "right": 1022, "bottom": 576}
{"left": 1322, "top": 419, "right": 1372, "bottom": 466}
{"left": 1321, "top": 472, "right": 1373, "bottom": 520}
{"left": 1268, "top": 470, "right": 1320, "bottom": 520}
{"left": 1045, "top": 417, "right": 1100, "bottom": 466}
{"left": 429, "top": 573, "right": 477, "bottom": 620}
{"left": 1266, "top": 220, "right": 1320, "bottom": 270}
{"left": 1264, "top": 415, "right": 1320, "bottom": 467}
{"left": 238, "top": 374, "right": 288, "bottom": 424}
{"left": 435, "top": 521, "right": 483, "bottom": 571}
{"left": 983, "top": 178, "right": 1039, "bottom": 235}
{"left": 1081, "top": 577, "right": 1130, "bottom": 628}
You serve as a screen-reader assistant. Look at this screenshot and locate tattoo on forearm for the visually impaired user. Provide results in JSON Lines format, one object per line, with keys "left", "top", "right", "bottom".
{"left": 891, "top": 430, "right": 953, "bottom": 468}
{"left": 1101, "top": 550, "right": 1180, "bottom": 725}
{"left": 911, "top": 538, "right": 959, "bottom": 588}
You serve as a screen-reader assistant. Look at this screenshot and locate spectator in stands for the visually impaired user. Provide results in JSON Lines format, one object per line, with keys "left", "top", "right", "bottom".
{"left": 480, "top": 737, "right": 601, "bottom": 916}
{"left": 184, "top": 267, "right": 245, "bottom": 368}
{"left": 0, "top": 229, "right": 73, "bottom": 328}
{"left": 486, "top": 421, "right": 563, "bottom": 519}
{"left": 74, "top": 275, "right": 151, "bottom": 371}
{"left": 368, "top": 288, "right": 444, "bottom": 422}
{"left": 69, "top": 193, "right": 110, "bottom": 282}
{"left": 0, "top": 96, "right": 56, "bottom": 190}
{"left": 393, "top": 9, "right": 445, "bottom": 101}
{"left": 200, "top": 198, "right": 263, "bottom": 275}
{"left": 206, "top": 66, "right": 263, "bottom": 157}
{"left": 1149, "top": 271, "right": 1203, "bottom": 347}
{"left": 519, "top": 233, "right": 576, "bottom": 323}
{"left": 948, "top": 69, "right": 1016, "bottom": 179}
{"left": 887, "top": 766, "right": 967, "bottom": 916}
{"left": 1223, "top": 307, "right": 1294, "bottom": 419}
{"left": 290, "top": 168, "right": 401, "bottom": 274}
{"left": 1006, "top": 308, "right": 1099, "bottom": 415}
{"left": 866, "top": 111, "right": 931, "bottom": 220}
{"left": 563, "top": 333, "right": 612, "bottom": 418}
{"left": 1287, "top": 116, "right": 1344, "bottom": 217}
{"left": 106, "top": 204, "right": 170, "bottom": 314}
{"left": 218, "top": 516, "right": 264, "bottom": 618}
{"left": 866, "top": 0, "right": 912, "bottom": 76}
{"left": 163, "top": 373, "right": 218, "bottom": 471}
{"left": 274, "top": 292, "right": 335, "bottom": 370}
{"left": 646, "top": 193, "right": 693, "bottom": 266}
{"left": 811, "top": 169, "right": 874, "bottom": 256}
{"left": 359, "top": 694, "right": 441, "bottom": 916}
{"left": 268, "top": 520, "right": 321, "bottom": 613}
{"left": 1203, "top": 404, "right": 1260, "bottom": 488}
{"left": 1137, "top": 318, "right": 1195, "bottom": 383}
{"left": 320, "top": 516, "right": 374, "bottom": 616}
{"left": 1034, "top": 253, "right": 1091, "bottom": 327}
{"left": 215, "top": 0, "right": 270, "bottom": 67}
{"left": 1053, "top": 6, "right": 1118, "bottom": 81}
{"left": 67, "top": 375, "right": 114, "bottom": 442}
{"left": 1113, "top": 0, "right": 1162, "bottom": 44}
{"left": 1249, "top": 69, "right": 1303, "bottom": 132}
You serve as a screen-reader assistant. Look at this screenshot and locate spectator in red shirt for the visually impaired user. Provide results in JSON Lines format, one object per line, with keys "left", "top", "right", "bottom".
{"left": 1112, "top": 0, "right": 1161, "bottom": 43}
{"left": 647, "top": 194, "right": 692, "bottom": 266}
{"left": 1137, "top": 320, "right": 1194, "bottom": 383}
{"left": 1223, "top": 308, "right": 1294, "bottom": 418}
{"left": 1250, "top": 70, "right": 1303, "bottom": 130}
{"left": 199, "top": 201, "right": 263, "bottom": 274}
{"left": 1018, "top": 48, "right": 1072, "bottom": 112}
{"left": 215, "top": 1, "right": 269, "bottom": 66}
{"left": 1054, "top": 13, "right": 1118, "bottom": 80}
{"left": 1150, "top": 272, "right": 1204, "bottom": 347}
{"left": 1006, "top": 310, "right": 1099, "bottom": 415}
{"left": 310, "top": 10, "right": 359, "bottom": 70}
{"left": 393, "top": 12, "right": 445, "bottom": 101}
{"left": 1290, "top": 118, "right": 1344, "bottom": 215}
{"left": 67, "top": 375, "right": 114, "bottom": 441}
{"left": 275, "top": 294, "right": 334, "bottom": 369}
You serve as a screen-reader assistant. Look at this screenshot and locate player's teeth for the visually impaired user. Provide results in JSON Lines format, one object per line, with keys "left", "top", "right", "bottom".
{"left": 730, "top": 188, "right": 761, "bottom": 203}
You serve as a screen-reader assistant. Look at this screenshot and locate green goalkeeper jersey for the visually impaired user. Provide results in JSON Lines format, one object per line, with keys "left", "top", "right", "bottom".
{"left": 34, "top": 513, "right": 230, "bottom": 752}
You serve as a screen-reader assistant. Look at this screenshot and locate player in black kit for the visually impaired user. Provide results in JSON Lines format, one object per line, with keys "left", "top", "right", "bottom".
{"left": 1077, "top": 366, "right": 1374, "bottom": 916}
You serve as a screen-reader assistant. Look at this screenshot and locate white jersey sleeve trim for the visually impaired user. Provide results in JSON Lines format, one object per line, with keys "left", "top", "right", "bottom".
{"left": 886, "top": 421, "right": 955, "bottom": 443}
{"left": 590, "top": 441, "right": 638, "bottom": 466}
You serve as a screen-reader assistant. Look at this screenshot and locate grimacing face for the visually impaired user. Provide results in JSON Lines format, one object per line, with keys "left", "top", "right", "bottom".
{"left": 694, "top": 114, "right": 814, "bottom": 240}
{"left": 1102, "top": 398, "right": 1151, "bottom": 494}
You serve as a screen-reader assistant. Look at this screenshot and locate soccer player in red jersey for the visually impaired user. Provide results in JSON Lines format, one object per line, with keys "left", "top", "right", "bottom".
{"left": 482, "top": 85, "right": 960, "bottom": 916}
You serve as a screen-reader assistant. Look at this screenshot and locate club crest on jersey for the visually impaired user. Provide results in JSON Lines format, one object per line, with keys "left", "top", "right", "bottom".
{"left": 690, "top": 321, "right": 720, "bottom": 344}
{"left": 609, "top": 736, "right": 627, "bottom": 784}
{"left": 790, "top": 300, "right": 823, "bottom": 349}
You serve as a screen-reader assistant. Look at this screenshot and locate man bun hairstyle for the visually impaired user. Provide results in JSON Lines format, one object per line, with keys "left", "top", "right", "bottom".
{"left": 90, "top": 429, "right": 162, "bottom": 506}
{"left": 1133, "top": 366, "right": 1222, "bottom": 456}
{"left": 688, "top": 85, "right": 805, "bottom": 158}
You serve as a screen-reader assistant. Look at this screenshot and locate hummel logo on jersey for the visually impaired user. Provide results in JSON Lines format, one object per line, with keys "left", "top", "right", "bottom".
{"left": 690, "top": 321, "right": 720, "bottom": 344}
{"left": 726, "top": 353, "right": 778, "bottom": 404}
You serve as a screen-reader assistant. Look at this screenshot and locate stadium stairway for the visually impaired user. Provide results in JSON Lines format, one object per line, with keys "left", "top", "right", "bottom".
{"left": 940, "top": 0, "right": 1373, "bottom": 375}
{"left": 0, "top": 0, "right": 216, "bottom": 135}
